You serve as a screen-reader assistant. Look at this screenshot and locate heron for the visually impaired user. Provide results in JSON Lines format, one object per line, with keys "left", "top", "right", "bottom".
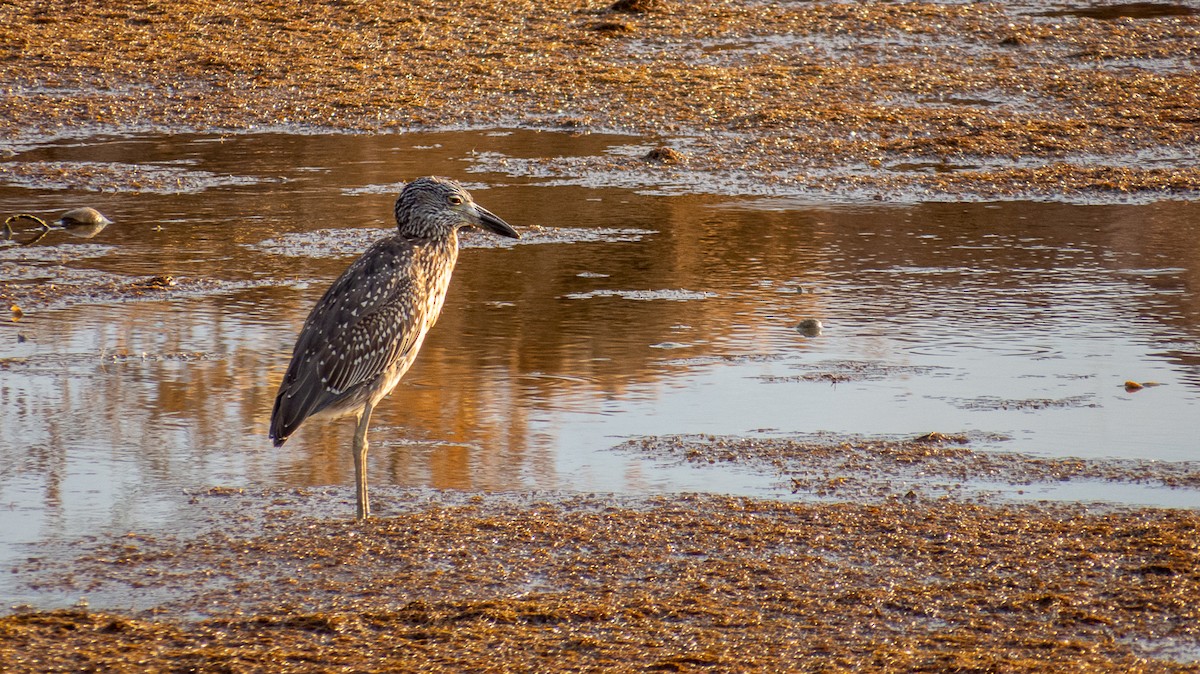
{"left": 269, "top": 176, "right": 520, "bottom": 519}
{"left": 4, "top": 207, "right": 113, "bottom": 245}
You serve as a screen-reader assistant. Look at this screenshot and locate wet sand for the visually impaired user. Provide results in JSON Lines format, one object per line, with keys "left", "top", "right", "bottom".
{"left": 2, "top": 489, "right": 1199, "bottom": 672}
{"left": 2, "top": 0, "right": 1199, "bottom": 670}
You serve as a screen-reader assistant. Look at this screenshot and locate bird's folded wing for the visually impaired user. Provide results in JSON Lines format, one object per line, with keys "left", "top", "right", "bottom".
{"left": 320, "top": 303, "right": 420, "bottom": 395}
{"left": 273, "top": 238, "right": 422, "bottom": 430}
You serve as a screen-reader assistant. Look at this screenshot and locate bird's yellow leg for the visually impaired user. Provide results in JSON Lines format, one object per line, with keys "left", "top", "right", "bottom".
{"left": 352, "top": 400, "right": 375, "bottom": 520}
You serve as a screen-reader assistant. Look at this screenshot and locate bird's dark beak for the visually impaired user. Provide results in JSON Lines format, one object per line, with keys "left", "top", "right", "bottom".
{"left": 475, "top": 205, "right": 520, "bottom": 239}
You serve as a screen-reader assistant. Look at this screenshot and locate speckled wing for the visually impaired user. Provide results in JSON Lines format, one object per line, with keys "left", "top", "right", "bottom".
{"left": 270, "top": 236, "right": 424, "bottom": 445}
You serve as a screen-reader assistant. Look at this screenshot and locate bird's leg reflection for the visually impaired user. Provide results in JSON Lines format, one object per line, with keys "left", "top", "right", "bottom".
{"left": 353, "top": 400, "right": 375, "bottom": 520}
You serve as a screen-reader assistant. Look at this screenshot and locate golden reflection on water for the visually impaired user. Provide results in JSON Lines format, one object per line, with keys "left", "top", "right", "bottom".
{"left": 259, "top": 189, "right": 835, "bottom": 492}
{"left": 1, "top": 130, "right": 1199, "bottom": 530}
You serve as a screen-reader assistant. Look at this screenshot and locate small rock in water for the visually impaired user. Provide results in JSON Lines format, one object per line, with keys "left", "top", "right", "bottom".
{"left": 59, "top": 207, "right": 113, "bottom": 239}
{"left": 796, "top": 318, "right": 823, "bottom": 337}
{"left": 611, "top": 0, "right": 659, "bottom": 13}
{"left": 643, "top": 146, "right": 683, "bottom": 164}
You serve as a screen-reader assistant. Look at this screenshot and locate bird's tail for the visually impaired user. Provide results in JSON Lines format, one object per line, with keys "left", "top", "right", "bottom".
{"left": 269, "top": 391, "right": 293, "bottom": 447}
{"left": 270, "top": 365, "right": 328, "bottom": 447}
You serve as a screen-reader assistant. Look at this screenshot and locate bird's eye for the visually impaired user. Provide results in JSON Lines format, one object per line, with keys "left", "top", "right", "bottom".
{"left": 448, "top": 195, "right": 464, "bottom": 205}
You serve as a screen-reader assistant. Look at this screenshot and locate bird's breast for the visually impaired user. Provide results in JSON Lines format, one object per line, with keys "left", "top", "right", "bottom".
{"left": 410, "top": 239, "right": 459, "bottom": 331}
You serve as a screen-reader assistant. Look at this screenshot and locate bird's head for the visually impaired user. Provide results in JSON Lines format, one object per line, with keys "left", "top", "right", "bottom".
{"left": 393, "top": 176, "right": 519, "bottom": 240}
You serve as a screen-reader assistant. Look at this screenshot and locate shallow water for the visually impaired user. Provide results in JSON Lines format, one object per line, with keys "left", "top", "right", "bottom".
{"left": 1, "top": 130, "right": 1199, "bottom": 583}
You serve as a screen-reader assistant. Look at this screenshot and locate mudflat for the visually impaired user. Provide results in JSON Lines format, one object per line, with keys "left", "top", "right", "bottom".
{"left": 2, "top": 489, "right": 1199, "bottom": 672}
{"left": 1, "top": 0, "right": 1197, "bottom": 201}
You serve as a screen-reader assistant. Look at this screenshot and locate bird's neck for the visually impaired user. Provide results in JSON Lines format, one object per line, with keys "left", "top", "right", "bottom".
{"left": 398, "top": 227, "right": 457, "bottom": 243}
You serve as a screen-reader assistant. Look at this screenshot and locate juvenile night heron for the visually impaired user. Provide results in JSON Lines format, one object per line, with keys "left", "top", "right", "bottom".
{"left": 269, "top": 177, "right": 519, "bottom": 519}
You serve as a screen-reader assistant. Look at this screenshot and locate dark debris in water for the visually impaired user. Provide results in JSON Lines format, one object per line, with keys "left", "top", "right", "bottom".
{"left": 0, "top": 242, "right": 114, "bottom": 264}
{"left": 616, "top": 433, "right": 1200, "bottom": 498}
{"left": 609, "top": 0, "right": 660, "bottom": 15}
{"left": 248, "top": 224, "right": 657, "bottom": 258}
{"left": 0, "top": 274, "right": 275, "bottom": 312}
{"left": 3, "top": 489, "right": 1198, "bottom": 671}
{"left": 1039, "top": 2, "right": 1199, "bottom": 20}
{"left": 562, "top": 288, "right": 717, "bottom": 302}
{"left": 0, "top": 350, "right": 217, "bottom": 373}
{"left": 1, "top": 225, "right": 657, "bottom": 311}
{"left": 950, "top": 394, "right": 1099, "bottom": 411}
{"left": 0, "top": 161, "right": 271, "bottom": 194}
{"left": 758, "top": 359, "right": 949, "bottom": 384}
